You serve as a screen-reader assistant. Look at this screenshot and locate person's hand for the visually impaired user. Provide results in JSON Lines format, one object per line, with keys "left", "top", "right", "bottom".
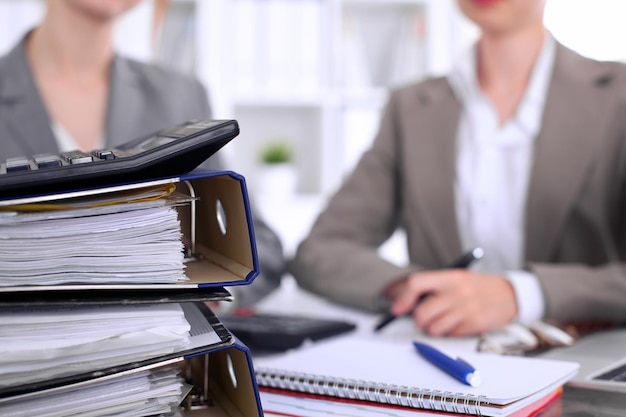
{"left": 390, "top": 270, "right": 518, "bottom": 337}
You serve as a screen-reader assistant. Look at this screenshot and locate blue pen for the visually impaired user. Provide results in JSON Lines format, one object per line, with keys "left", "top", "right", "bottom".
{"left": 413, "top": 341, "right": 481, "bottom": 387}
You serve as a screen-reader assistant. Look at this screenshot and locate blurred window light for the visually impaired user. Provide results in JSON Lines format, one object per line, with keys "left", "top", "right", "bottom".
{"left": 545, "top": 0, "right": 626, "bottom": 62}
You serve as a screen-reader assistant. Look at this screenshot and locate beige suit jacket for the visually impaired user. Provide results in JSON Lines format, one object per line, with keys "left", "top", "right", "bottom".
{"left": 291, "top": 43, "right": 626, "bottom": 323}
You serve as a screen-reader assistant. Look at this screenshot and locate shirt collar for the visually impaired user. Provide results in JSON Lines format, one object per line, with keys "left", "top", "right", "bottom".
{"left": 517, "top": 34, "right": 556, "bottom": 135}
{"left": 448, "top": 34, "right": 556, "bottom": 137}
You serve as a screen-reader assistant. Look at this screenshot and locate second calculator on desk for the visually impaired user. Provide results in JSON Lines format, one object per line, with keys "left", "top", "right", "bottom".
{"left": 220, "top": 311, "right": 357, "bottom": 352}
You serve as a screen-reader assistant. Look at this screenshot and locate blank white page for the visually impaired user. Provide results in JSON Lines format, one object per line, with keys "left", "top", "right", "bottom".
{"left": 254, "top": 337, "right": 579, "bottom": 405}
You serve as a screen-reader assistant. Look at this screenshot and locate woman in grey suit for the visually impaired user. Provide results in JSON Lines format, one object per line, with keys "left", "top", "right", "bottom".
{"left": 0, "top": 0, "right": 285, "bottom": 308}
{"left": 291, "top": 0, "right": 626, "bottom": 336}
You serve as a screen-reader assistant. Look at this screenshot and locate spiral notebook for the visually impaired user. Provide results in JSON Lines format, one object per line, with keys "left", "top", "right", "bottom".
{"left": 254, "top": 338, "right": 579, "bottom": 416}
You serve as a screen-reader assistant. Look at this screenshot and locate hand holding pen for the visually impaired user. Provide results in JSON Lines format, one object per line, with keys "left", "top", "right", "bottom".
{"left": 374, "top": 247, "right": 484, "bottom": 332}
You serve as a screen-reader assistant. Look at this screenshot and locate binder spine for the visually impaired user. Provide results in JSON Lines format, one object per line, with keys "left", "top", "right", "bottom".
{"left": 256, "top": 368, "right": 488, "bottom": 416}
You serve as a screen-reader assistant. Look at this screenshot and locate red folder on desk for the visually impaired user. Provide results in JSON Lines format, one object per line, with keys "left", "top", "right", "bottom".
{"left": 259, "top": 386, "right": 561, "bottom": 417}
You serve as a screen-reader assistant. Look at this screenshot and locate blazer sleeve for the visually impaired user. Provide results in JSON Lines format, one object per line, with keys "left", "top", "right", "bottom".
{"left": 531, "top": 109, "right": 626, "bottom": 323}
{"left": 290, "top": 90, "right": 415, "bottom": 312}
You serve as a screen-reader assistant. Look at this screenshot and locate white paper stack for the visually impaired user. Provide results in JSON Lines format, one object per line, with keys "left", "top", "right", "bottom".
{"left": 0, "top": 198, "right": 187, "bottom": 286}
{"left": 0, "top": 303, "right": 191, "bottom": 387}
{"left": 0, "top": 366, "right": 186, "bottom": 417}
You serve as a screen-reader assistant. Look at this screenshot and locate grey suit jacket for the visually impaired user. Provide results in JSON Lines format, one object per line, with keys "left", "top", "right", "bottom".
{"left": 0, "top": 35, "right": 285, "bottom": 306}
{"left": 0, "top": 36, "right": 214, "bottom": 159}
{"left": 291, "top": 43, "right": 626, "bottom": 323}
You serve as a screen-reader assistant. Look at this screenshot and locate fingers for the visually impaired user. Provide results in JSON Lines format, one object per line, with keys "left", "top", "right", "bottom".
{"left": 396, "top": 271, "right": 518, "bottom": 337}
{"left": 413, "top": 298, "right": 464, "bottom": 336}
{"left": 391, "top": 269, "right": 469, "bottom": 316}
{"left": 390, "top": 270, "right": 450, "bottom": 315}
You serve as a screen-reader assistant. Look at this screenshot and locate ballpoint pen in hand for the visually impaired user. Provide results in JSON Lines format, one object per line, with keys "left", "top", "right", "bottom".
{"left": 373, "top": 247, "right": 484, "bottom": 332}
{"left": 413, "top": 341, "right": 481, "bottom": 387}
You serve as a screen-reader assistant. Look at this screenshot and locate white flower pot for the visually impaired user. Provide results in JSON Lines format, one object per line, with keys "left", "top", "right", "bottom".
{"left": 256, "top": 163, "right": 298, "bottom": 200}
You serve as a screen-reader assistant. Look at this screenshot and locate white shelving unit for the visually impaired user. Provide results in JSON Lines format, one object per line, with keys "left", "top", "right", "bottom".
{"left": 165, "top": 0, "right": 467, "bottom": 259}
{"left": 181, "top": 0, "right": 464, "bottom": 259}
{"left": 180, "top": 0, "right": 465, "bottom": 196}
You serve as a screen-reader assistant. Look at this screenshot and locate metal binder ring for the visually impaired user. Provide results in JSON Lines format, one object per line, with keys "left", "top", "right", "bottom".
{"left": 271, "top": 370, "right": 282, "bottom": 388}
{"left": 322, "top": 379, "right": 331, "bottom": 395}
{"left": 461, "top": 394, "right": 471, "bottom": 414}
{"left": 286, "top": 375, "right": 298, "bottom": 390}
{"left": 440, "top": 391, "right": 449, "bottom": 412}
{"left": 343, "top": 381, "right": 351, "bottom": 397}
{"left": 477, "top": 395, "right": 487, "bottom": 416}
{"left": 338, "top": 379, "right": 350, "bottom": 398}
{"left": 384, "top": 385, "right": 395, "bottom": 404}
{"left": 349, "top": 383, "right": 358, "bottom": 400}
{"left": 277, "top": 373, "right": 287, "bottom": 389}
{"left": 395, "top": 387, "right": 405, "bottom": 406}
{"left": 354, "top": 383, "right": 366, "bottom": 400}
{"left": 449, "top": 391, "right": 459, "bottom": 412}
{"left": 432, "top": 390, "right": 443, "bottom": 411}
{"left": 419, "top": 389, "right": 431, "bottom": 409}
{"left": 304, "top": 373, "right": 317, "bottom": 394}
{"left": 468, "top": 394, "right": 478, "bottom": 415}
{"left": 370, "top": 385, "right": 381, "bottom": 402}
{"left": 287, "top": 372, "right": 299, "bottom": 390}
{"left": 378, "top": 384, "right": 390, "bottom": 403}
{"left": 454, "top": 392, "right": 469, "bottom": 414}
{"left": 311, "top": 376, "right": 323, "bottom": 394}
{"left": 426, "top": 389, "right": 434, "bottom": 409}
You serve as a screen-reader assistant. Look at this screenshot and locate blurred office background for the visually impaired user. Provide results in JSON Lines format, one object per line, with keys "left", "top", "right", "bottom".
{"left": 2, "top": 0, "right": 625, "bottom": 262}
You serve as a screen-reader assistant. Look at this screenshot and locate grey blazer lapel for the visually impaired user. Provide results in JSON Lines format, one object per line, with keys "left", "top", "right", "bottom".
{"left": 0, "top": 36, "right": 57, "bottom": 157}
{"left": 404, "top": 79, "right": 462, "bottom": 265}
{"left": 525, "top": 44, "right": 617, "bottom": 262}
{"left": 105, "top": 56, "right": 144, "bottom": 147}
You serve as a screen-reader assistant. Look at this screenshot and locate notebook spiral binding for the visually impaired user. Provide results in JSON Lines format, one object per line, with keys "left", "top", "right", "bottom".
{"left": 256, "top": 368, "right": 489, "bottom": 416}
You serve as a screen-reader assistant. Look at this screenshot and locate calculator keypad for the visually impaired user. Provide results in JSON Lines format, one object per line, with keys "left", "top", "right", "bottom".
{"left": 2, "top": 149, "right": 121, "bottom": 175}
{"left": 0, "top": 119, "right": 238, "bottom": 198}
{"left": 60, "top": 151, "right": 94, "bottom": 165}
{"left": 5, "top": 157, "right": 31, "bottom": 172}
{"left": 33, "top": 154, "right": 63, "bottom": 169}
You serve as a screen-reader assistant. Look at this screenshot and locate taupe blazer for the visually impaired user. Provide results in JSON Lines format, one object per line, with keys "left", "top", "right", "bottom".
{"left": 291, "top": 43, "right": 626, "bottom": 322}
{"left": 0, "top": 35, "right": 286, "bottom": 307}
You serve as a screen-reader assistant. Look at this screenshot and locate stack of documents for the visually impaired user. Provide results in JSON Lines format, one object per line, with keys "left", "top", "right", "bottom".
{"left": 0, "top": 303, "right": 191, "bottom": 387}
{"left": 0, "top": 187, "right": 188, "bottom": 287}
{"left": 0, "top": 167, "right": 266, "bottom": 416}
{"left": 0, "top": 366, "right": 187, "bottom": 417}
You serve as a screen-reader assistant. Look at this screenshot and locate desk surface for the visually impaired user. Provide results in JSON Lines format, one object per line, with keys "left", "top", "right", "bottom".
{"left": 251, "top": 277, "right": 626, "bottom": 417}
{"left": 540, "top": 387, "right": 626, "bottom": 416}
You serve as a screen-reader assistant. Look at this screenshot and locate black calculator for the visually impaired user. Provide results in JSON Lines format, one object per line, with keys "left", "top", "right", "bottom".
{"left": 0, "top": 119, "right": 238, "bottom": 198}
{"left": 220, "top": 311, "right": 357, "bottom": 352}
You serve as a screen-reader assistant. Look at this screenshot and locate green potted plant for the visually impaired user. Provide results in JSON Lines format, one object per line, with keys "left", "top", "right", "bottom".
{"left": 257, "top": 139, "right": 297, "bottom": 198}
{"left": 260, "top": 140, "right": 293, "bottom": 165}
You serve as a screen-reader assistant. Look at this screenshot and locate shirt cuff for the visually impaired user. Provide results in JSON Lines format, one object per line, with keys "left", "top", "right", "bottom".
{"left": 505, "top": 270, "right": 545, "bottom": 325}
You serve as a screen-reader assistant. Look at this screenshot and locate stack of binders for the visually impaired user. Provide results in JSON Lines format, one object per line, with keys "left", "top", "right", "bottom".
{"left": 0, "top": 120, "right": 264, "bottom": 416}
